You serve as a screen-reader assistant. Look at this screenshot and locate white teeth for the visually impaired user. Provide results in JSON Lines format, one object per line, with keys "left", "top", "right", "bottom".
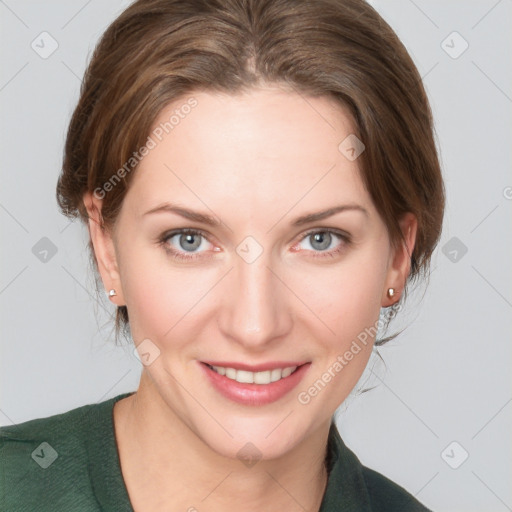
{"left": 254, "top": 370, "right": 271, "bottom": 384}
{"left": 236, "top": 370, "right": 254, "bottom": 384}
{"left": 213, "top": 365, "right": 226, "bottom": 376}
{"left": 210, "top": 365, "right": 297, "bottom": 384}
{"left": 270, "top": 369, "right": 282, "bottom": 382}
{"left": 225, "top": 367, "right": 237, "bottom": 379}
{"left": 281, "top": 367, "right": 293, "bottom": 378}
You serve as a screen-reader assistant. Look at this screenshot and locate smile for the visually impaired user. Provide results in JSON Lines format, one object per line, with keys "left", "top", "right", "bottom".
{"left": 200, "top": 361, "right": 311, "bottom": 406}
{"left": 206, "top": 364, "right": 297, "bottom": 384}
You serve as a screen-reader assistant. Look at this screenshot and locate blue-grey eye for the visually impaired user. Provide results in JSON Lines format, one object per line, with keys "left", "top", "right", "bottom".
{"left": 163, "top": 229, "right": 210, "bottom": 254}
{"left": 177, "top": 232, "right": 202, "bottom": 251}
{"left": 308, "top": 232, "right": 333, "bottom": 251}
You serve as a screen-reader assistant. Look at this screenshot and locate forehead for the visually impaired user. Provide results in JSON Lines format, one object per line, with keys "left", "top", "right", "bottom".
{"left": 123, "top": 86, "right": 373, "bottom": 221}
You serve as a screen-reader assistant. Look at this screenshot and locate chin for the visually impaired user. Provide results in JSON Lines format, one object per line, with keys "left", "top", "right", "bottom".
{"left": 190, "top": 412, "right": 317, "bottom": 463}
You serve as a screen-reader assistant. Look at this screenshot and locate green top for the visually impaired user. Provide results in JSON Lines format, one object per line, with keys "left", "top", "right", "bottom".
{"left": 0, "top": 391, "right": 431, "bottom": 511}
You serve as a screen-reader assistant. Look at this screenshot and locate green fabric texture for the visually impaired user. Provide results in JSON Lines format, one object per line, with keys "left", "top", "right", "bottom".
{"left": 1, "top": 392, "right": 432, "bottom": 511}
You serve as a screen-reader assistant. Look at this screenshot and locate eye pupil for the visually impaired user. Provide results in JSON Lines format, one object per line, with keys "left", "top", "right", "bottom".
{"left": 180, "top": 233, "right": 201, "bottom": 251}
{"left": 310, "top": 232, "right": 331, "bottom": 251}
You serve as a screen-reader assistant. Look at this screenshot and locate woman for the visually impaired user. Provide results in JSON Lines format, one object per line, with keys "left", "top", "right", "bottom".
{"left": 0, "top": 0, "right": 444, "bottom": 510}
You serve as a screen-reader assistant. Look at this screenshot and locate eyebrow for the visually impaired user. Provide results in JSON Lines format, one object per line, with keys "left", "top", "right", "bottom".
{"left": 291, "top": 204, "right": 368, "bottom": 226}
{"left": 143, "top": 202, "right": 368, "bottom": 226}
{"left": 143, "top": 203, "right": 221, "bottom": 226}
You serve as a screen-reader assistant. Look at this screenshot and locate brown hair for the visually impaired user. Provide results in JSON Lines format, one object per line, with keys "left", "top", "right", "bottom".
{"left": 56, "top": 0, "right": 445, "bottom": 343}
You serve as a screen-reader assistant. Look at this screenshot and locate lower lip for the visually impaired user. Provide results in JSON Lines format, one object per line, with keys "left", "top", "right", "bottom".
{"left": 199, "top": 362, "right": 311, "bottom": 406}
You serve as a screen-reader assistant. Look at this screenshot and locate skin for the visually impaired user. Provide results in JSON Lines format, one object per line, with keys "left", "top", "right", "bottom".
{"left": 84, "top": 85, "right": 417, "bottom": 511}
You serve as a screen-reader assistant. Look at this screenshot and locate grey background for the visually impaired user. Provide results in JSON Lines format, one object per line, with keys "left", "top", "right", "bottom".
{"left": 1, "top": 1, "right": 511, "bottom": 511}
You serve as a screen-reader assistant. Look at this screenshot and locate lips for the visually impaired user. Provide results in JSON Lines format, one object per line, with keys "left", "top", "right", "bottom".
{"left": 199, "top": 361, "right": 311, "bottom": 406}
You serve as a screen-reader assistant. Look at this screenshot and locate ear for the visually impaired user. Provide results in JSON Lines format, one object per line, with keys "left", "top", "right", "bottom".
{"left": 382, "top": 212, "right": 417, "bottom": 307}
{"left": 83, "top": 191, "right": 125, "bottom": 306}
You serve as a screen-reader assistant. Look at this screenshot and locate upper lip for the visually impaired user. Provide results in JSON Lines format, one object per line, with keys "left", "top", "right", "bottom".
{"left": 201, "top": 361, "right": 309, "bottom": 372}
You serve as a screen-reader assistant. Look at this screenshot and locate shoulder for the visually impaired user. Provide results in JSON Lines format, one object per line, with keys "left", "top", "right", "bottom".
{"left": 361, "top": 465, "right": 432, "bottom": 512}
{"left": 0, "top": 394, "right": 128, "bottom": 511}
{"left": 0, "top": 398, "right": 98, "bottom": 470}
{"left": 325, "top": 423, "right": 433, "bottom": 512}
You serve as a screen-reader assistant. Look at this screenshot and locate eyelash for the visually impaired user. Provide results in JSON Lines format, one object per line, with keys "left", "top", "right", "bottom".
{"left": 158, "top": 228, "right": 352, "bottom": 262}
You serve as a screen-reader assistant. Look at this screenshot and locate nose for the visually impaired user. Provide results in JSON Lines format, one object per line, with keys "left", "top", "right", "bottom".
{"left": 216, "top": 249, "right": 293, "bottom": 351}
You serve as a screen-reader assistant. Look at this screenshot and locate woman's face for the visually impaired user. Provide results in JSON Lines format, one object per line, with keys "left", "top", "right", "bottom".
{"left": 89, "top": 86, "right": 415, "bottom": 460}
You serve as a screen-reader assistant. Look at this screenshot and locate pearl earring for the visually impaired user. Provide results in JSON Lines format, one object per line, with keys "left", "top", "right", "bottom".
{"left": 108, "top": 289, "right": 117, "bottom": 297}
{"left": 387, "top": 288, "right": 395, "bottom": 299}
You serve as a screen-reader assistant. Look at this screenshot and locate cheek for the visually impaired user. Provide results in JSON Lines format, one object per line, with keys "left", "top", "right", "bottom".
{"left": 296, "top": 248, "right": 387, "bottom": 343}
{"left": 293, "top": 254, "right": 386, "bottom": 412}
{"left": 117, "top": 244, "right": 203, "bottom": 341}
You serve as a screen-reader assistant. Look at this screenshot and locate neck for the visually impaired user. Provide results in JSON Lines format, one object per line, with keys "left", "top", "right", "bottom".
{"left": 114, "top": 371, "right": 330, "bottom": 512}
